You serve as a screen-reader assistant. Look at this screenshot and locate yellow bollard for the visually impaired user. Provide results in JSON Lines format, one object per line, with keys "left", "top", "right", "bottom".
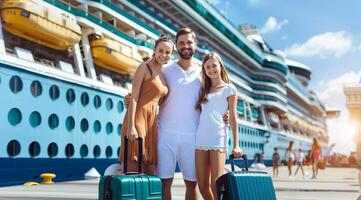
{"left": 40, "top": 173, "right": 56, "bottom": 184}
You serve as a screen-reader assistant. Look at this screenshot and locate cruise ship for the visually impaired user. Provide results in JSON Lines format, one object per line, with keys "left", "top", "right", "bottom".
{"left": 0, "top": 0, "right": 332, "bottom": 186}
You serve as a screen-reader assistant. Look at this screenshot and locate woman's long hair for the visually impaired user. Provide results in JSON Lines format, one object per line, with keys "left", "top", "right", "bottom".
{"left": 195, "top": 52, "right": 230, "bottom": 110}
{"left": 287, "top": 141, "right": 294, "bottom": 151}
{"left": 312, "top": 138, "right": 320, "bottom": 150}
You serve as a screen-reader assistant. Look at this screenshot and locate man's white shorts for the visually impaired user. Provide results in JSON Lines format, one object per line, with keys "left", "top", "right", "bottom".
{"left": 157, "top": 132, "right": 196, "bottom": 181}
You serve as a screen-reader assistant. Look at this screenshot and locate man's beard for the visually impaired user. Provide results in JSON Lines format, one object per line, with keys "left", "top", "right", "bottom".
{"left": 178, "top": 48, "right": 194, "bottom": 60}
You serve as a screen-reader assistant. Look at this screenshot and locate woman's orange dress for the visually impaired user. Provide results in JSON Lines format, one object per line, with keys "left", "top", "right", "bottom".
{"left": 119, "top": 75, "right": 167, "bottom": 165}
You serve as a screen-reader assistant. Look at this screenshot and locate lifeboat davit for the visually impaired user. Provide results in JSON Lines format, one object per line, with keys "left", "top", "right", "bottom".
{"left": 0, "top": 0, "right": 81, "bottom": 50}
{"left": 90, "top": 37, "right": 142, "bottom": 74}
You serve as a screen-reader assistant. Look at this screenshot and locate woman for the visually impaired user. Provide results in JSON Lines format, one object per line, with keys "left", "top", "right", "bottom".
{"left": 195, "top": 52, "right": 242, "bottom": 200}
{"left": 310, "top": 137, "right": 322, "bottom": 179}
{"left": 119, "top": 35, "right": 173, "bottom": 175}
{"left": 285, "top": 141, "right": 296, "bottom": 177}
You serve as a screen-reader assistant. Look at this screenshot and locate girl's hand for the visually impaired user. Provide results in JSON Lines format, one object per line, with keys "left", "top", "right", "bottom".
{"left": 126, "top": 127, "right": 138, "bottom": 141}
{"left": 232, "top": 147, "right": 243, "bottom": 158}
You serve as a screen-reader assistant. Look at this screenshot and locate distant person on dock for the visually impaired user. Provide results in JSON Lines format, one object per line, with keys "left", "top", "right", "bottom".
{"left": 119, "top": 35, "right": 173, "bottom": 175}
{"left": 310, "top": 138, "right": 323, "bottom": 179}
{"left": 272, "top": 147, "right": 280, "bottom": 178}
{"left": 285, "top": 141, "right": 296, "bottom": 177}
{"left": 294, "top": 148, "right": 306, "bottom": 177}
{"left": 194, "top": 52, "right": 242, "bottom": 200}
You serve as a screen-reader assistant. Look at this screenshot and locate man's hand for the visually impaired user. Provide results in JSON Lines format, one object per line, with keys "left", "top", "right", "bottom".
{"left": 124, "top": 93, "right": 131, "bottom": 109}
{"left": 223, "top": 111, "right": 229, "bottom": 124}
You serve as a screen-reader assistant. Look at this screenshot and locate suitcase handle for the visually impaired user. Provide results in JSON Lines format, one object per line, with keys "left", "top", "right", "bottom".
{"left": 230, "top": 154, "right": 248, "bottom": 171}
{"left": 123, "top": 137, "right": 143, "bottom": 174}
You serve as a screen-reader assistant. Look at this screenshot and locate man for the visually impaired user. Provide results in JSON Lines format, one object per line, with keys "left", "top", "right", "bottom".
{"left": 156, "top": 28, "right": 200, "bottom": 200}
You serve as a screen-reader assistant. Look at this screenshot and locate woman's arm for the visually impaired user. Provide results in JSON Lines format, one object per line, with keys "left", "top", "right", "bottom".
{"left": 228, "top": 94, "right": 242, "bottom": 157}
{"left": 126, "top": 64, "right": 146, "bottom": 140}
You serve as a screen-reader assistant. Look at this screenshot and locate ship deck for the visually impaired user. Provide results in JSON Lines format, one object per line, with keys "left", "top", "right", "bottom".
{"left": 0, "top": 166, "right": 359, "bottom": 200}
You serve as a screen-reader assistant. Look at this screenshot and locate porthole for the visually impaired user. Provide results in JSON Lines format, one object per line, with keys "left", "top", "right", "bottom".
{"left": 81, "top": 92, "right": 89, "bottom": 106}
{"left": 48, "top": 142, "right": 58, "bottom": 158}
{"left": 94, "top": 95, "right": 101, "bottom": 109}
{"left": 30, "top": 81, "right": 42, "bottom": 97}
{"left": 117, "top": 101, "right": 124, "bottom": 113}
{"left": 65, "top": 143, "right": 74, "bottom": 158}
{"left": 93, "top": 120, "right": 101, "bottom": 133}
{"left": 66, "top": 89, "right": 76, "bottom": 104}
{"left": 48, "top": 114, "right": 59, "bottom": 129}
{"left": 9, "top": 76, "right": 23, "bottom": 93}
{"left": 7, "top": 140, "right": 21, "bottom": 157}
{"left": 65, "top": 116, "right": 75, "bottom": 131}
{"left": 106, "top": 122, "right": 113, "bottom": 134}
{"left": 117, "top": 147, "right": 120, "bottom": 158}
{"left": 105, "top": 146, "right": 112, "bottom": 158}
{"left": 81, "top": 118, "right": 89, "bottom": 132}
{"left": 29, "top": 111, "right": 41, "bottom": 127}
{"left": 80, "top": 144, "right": 88, "bottom": 158}
{"left": 117, "top": 124, "right": 122, "bottom": 135}
{"left": 106, "top": 98, "right": 113, "bottom": 110}
{"left": 29, "top": 141, "right": 40, "bottom": 158}
{"left": 49, "top": 85, "right": 60, "bottom": 100}
{"left": 93, "top": 145, "right": 101, "bottom": 158}
{"left": 8, "top": 108, "right": 22, "bottom": 126}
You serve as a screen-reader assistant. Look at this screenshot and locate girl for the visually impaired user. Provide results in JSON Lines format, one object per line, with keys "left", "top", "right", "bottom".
{"left": 310, "top": 137, "right": 322, "bottom": 179}
{"left": 195, "top": 52, "right": 242, "bottom": 200}
{"left": 119, "top": 35, "right": 173, "bottom": 175}
{"left": 294, "top": 148, "right": 305, "bottom": 177}
{"left": 285, "top": 141, "right": 296, "bottom": 177}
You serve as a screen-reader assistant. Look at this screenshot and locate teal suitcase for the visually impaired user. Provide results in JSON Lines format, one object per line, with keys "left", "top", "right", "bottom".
{"left": 216, "top": 154, "right": 277, "bottom": 200}
{"left": 98, "top": 138, "right": 162, "bottom": 200}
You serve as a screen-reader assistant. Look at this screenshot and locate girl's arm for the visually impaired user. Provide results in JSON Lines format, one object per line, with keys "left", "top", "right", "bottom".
{"left": 126, "top": 64, "right": 147, "bottom": 140}
{"left": 228, "top": 94, "right": 242, "bottom": 157}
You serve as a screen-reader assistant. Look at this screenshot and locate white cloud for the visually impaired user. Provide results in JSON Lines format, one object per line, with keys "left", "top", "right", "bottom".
{"left": 285, "top": 31, "right": 352, "bottom": 58}
{"left": 260, "top": 16, "right": 288, "bottom": 34}
{"left": 247, "top": 0, "right": 262, "bottom": 7}
{"left": 316, "top": 70, "right": 361, "bottom": 154}
{"left": 281, "top": 35, "right": 288, "bottom": 40}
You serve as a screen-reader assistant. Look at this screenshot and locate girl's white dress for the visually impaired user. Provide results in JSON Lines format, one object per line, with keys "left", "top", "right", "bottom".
{"left": 195, "top": 84, "right": 237, "bottom": 151}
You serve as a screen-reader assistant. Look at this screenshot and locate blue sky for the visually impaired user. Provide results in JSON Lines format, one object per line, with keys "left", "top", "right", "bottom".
{"left": 211, "top": 0, "right": 361, "bottom": 154}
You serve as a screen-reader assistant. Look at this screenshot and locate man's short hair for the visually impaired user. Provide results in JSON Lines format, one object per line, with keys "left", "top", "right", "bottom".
{"left": 175, "top": 27, "right": 197, "bottom": 44}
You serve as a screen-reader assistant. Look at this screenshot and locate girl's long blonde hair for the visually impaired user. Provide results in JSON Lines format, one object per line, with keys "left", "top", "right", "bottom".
{"left": 312, "top": 137, "right": 320, "bottom": 149}
{"left": 196, "top": 52, "right": 230, "bottom": 110}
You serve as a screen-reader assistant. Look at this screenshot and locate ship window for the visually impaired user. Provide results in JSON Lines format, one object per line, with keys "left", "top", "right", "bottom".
{"left": 106, "top": 146, "right": 113, "bottom": 158}
{"left": 9, "top": 76, "right": 23, "bottom": 94}
{"left": 93, "top": 145, "right": 101, "bottom": 158}
{"left": 21, "top": 10, "right": 30, "bottom": 17}
{"left": 48, "top": 114, "right": 59, "bottom": 129}
{"left": 106, "top": 122, "right": 113, "bottom": 134}
{"left": 31, "top": 81, "right": 42, "bottom": 97}
{"left": 66, "top": 116, "right": 75, "bottom": 131}
{"left": 228, "top": 139, "right": 231, "bottom": 146}
{"left": 7, "top": 140, "right": 21, "bottom": 158}
{"left": 117, "top": 124, "right": 122, "bottom": 135}
{"left": 81, "top": 92, "right": 89, "bottom": 106}
{"left": 94, "top": 95, "right": 102, "bottom": 109}
{"left": 66, "top": 89, "right": 76, "bottom": 104}
{"left": 8, "top": 108, "right": 22, "bottom": 126}
{"left": 49, "top": 85, "right": 60, "bottom": 100}
{"left": 106, "top": 98, "right": 113, "bottom": 110}
{"left": 29, "top": 111, "right": 41, "bottom": 127}
{"left": 81, "top": 118, "right": 89, "bottom": 132}
{"left": 93, "top": 120, "right": 101, "bottom": 133}
{"left": 65, "top": 143, "right": 74, "bottom": 158}
{"left": 29, "top": 141, "right": 40, "bottom": 158}
{"left": 80, "top": 144, "right": 88, "bottom": 158}
{"left": 117, "top": 147, "right": 120, "bottom": 158}
{"left": 48, "top": 142, "right": 58, "bottom": 158}
{"left": 117, "top": 101, "right": 124, "bottom": 113}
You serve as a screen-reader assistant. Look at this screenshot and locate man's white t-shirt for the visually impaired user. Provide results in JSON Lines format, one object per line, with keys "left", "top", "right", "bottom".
{"left": 158, "top": 62, "right": 201, "bottom": 135}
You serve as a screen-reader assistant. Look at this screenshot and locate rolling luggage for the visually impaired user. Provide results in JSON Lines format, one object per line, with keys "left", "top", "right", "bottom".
{"left": 98, "top": 137, "right": 162, "bottom": 200}
{"left": 216, "top": 154, "right": 277, "bottom": 200}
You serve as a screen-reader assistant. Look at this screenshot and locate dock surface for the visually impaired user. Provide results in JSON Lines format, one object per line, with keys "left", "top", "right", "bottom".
{"left": 0, "top": 166, "right": 360, "bottom": 200}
